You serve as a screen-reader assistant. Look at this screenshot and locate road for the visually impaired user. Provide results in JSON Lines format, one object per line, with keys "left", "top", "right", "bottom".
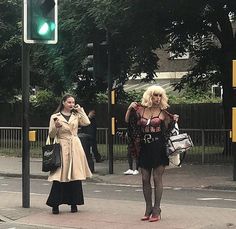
{"left": 1, "top": 176, "right": 236, "bottom": 209}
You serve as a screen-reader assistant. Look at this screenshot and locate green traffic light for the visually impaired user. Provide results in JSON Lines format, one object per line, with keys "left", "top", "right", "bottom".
{"left": 36, "top": 19, "right": 55, "bottom": 37}
{"left": 28, "top": 0, "right": 57, "bottom": 42}
{"left": 38, "top": 22, "right": 49, "bottom": 35}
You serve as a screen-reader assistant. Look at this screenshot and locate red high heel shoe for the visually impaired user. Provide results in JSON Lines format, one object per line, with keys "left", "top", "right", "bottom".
{"left": 141, "top": 211, "right": 152, "bottom": 221}
{"left": 141, "top": 215, "right": 150, "bottom": 221}
{"left": 149, "top": 214, "right": 161, "bottom": 222}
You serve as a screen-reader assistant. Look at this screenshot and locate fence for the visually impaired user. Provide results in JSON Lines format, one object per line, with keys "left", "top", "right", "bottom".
{"left": 0, "top": 127, "right": 233, "bottom": 165}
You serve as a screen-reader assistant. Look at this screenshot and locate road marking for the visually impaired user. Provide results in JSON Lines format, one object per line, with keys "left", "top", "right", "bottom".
{"left": 197, "top": 198, "right": 222, "bottom": 201}
{"left": 94, "top": 190, "right": 101, "bottom": 193}
{"left": 197, "top": 197, "right": 236, "bottom": 202}
{"left": 173, "top": 187, "right": 182, "bottom": 191}
{"left": 224, "top": 198, "right": 236, "bottom": 202}
{"left": 1, "top": 183, "right": 8, "bottom": 186}
{"left": 0, "top": 191, "right": 46, "bottom": 196}
{"left": 115, "top": 190, "right": 122, "bottom": 192}
{"left": 94, "top": 182, "right": 141, "bottom": 188}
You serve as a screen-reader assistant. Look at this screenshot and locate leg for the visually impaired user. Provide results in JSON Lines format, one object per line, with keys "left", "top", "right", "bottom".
{"left": 127, "top": 151, "right": 133, "bottom": 170}
{"left": 141, "top": 168, "right": 152, "bottom": 217}
{"left": 135, "top": 157, "right": 139, "bottom": 170}
{"left": 91, "top": 140, "right": 102, "bottom": 162}
{"left": 124, "top": 149, "right": 134, "bottom": 175}
{"left": 132, "top": 156, "right": 139, "bottom": 175}
{"left": 152, "top": 166, "right": 165, "bottom": 217}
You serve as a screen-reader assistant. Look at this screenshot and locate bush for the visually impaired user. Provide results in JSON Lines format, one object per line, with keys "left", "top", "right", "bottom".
{"left": 30, "top": 90, "right": 60, "bottom": 114}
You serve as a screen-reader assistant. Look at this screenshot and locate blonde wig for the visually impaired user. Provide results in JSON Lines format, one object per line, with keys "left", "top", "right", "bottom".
{"left": 141, "top": 85, "right": 169, "bottom": 109}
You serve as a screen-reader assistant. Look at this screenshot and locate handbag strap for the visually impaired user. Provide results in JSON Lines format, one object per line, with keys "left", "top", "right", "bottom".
{"left": 46, "top": 135, "right": 58, "bottom": 145}
{"left": 162, "top": 109, "right": 174, "bottom": 118}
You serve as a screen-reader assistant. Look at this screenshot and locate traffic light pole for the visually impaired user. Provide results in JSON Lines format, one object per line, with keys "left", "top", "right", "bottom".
{"left": 232, "top": 60, "right": 236, "bottom": 181}
{"left": 106, "top": 30, "right": 113, "bottom": 174}
{"left": 22, "top": 3, "right": 30, "bottom": 208}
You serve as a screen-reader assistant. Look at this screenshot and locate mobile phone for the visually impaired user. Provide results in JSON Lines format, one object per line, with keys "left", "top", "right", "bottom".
{"left": 71, "top": 105, "right": 79, "bottom": 113}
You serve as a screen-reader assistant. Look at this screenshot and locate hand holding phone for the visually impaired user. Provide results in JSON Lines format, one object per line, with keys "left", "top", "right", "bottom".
{"left": 53, "top": 117, "right": 62, "bottom": 128}
{"left": 72, "top": 104, "right": 81, "bottom": 113}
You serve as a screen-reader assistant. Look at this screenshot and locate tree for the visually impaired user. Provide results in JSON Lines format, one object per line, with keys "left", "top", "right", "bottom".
{"left": 0, "top": 0, "right": 22, "bottom": 101}
{"left": 52, "top": 0, "right": 171, "bottom": 101}
{"left": 160, "top": 0, "right": 236, "bottom": 129}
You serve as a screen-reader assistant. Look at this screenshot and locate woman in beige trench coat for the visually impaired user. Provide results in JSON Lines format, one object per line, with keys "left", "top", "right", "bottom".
{"left": 46, "top": 94, "right": 92, "bottom": 214}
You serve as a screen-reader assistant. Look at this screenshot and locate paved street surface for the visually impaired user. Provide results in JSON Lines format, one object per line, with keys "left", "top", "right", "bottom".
{"left": 0, "top": 156, "right": 236, "bottom": 228}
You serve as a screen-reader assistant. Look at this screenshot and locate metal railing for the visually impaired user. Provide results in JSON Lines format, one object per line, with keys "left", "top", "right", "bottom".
{"left": 0, "top": 127, "right": 233, "bottom": 164}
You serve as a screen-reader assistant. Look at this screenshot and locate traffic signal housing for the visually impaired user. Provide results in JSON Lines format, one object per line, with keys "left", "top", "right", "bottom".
{"left": 24, "top": 0, "right": 58, "bottom": 44}
{"left": 85, "top": 41, "right": 108, "bottom": 81}
{"left": 86, "top": 43, "right": 96, "bottom": 74}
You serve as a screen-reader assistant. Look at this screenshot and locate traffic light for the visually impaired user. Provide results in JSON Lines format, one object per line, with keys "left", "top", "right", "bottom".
{"left": 24, "top": 0, "right": 58, "bottom": 44}
{"left": 85, "top": 41, "right": 107, "bottom": 81}
{"left": 86, "top": 43, "right": 96, "bottom": 75}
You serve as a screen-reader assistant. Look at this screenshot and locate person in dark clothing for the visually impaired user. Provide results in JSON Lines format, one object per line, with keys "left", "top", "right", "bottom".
{"left": 79, "top": 109, "right": 103, "bottom": 162}
{"left": 124, "top": 107, "right": 141, "bottom": 175}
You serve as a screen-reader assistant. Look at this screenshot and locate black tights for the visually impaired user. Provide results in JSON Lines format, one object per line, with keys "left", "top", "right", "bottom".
{"left": 141, "top": 166, "right": 165, "bottom": 216}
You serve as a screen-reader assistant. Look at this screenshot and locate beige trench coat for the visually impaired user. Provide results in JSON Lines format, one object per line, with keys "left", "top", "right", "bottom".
{"left": 47, "top": 109, "right": 92, "bottom": 182}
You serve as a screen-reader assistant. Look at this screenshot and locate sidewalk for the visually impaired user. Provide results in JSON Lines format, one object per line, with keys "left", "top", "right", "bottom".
{"left": 0, "top": 156, "right": 235, "bottom": 190}
{"left": 0, "top": 156, "right": 236, "bottom": 229}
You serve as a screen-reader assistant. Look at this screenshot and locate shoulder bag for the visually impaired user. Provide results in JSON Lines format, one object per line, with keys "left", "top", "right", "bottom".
{"left": 166, "top": 121, "right": 193, "bottom": 167}
{"left": 167, "top": 132, "right": 193, "bottom": 156}
{"left": 42, "top": 136, "right": 61, "bottom": 172}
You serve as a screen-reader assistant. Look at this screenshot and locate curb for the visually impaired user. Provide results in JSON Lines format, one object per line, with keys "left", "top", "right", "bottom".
{"left": 0, "top": 172, "right": 106, "bottom": 183}
{"left": 1, "top": 172, "right": 236, "bottom": 192}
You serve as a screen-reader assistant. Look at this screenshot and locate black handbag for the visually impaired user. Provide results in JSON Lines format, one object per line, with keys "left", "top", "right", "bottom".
{"left": 42, "top": 136, "right": 61, "bottom": 172}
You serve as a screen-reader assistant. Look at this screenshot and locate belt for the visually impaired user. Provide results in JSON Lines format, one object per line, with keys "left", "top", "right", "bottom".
{"left": 142, "top": 134, "right": 159, "bottom": 144}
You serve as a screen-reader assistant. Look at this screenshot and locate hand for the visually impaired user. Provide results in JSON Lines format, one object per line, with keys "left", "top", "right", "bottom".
{"left": 128, "top": 102, "right": 138, "bottom": 111}
{"left": 73, "top": 104, "right": 82, "bottom": 112}
{"left": 173, "top": 114, "right": 179, "bottom": 122}
{"left": 54, "top": 118, "right": 62, "bottom": 128}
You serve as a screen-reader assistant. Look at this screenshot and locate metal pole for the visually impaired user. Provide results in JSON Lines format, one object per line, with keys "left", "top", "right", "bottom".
{"left": 233, "top": 142, "right": 236, "bottom": 181}
{"left": 106, "top": 30, "right": 113, "bottom": 174}
{"left": 22, "top": 1, "right": 30, "bottom": 207}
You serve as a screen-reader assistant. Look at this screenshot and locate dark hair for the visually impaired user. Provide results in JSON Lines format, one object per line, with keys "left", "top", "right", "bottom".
{"left": 54, "top": 94, "right": 75, "bottom": 113}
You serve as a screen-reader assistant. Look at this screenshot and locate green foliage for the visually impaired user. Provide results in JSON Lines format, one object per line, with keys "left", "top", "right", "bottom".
{"left": 0, "top": 0, "right": 22, "bottom": 101}
{"left": 30, "top": 90, "right": 60, "bottom": 113}
{"left": 168, "top": 89, "right": 222, "bottom": 104}
{"left": 0, "top": 0, "right": 234, "bottom": 127}
{"left": 94, "top": 88, "right": 222, "bottom": 105}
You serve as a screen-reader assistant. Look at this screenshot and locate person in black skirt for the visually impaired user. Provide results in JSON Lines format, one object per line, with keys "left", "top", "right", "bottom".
{"left": 46, "top": 94, "right": 92, "bottom": 214}
{"left": 125, "top": 86, "right": 179, "bottom": 222}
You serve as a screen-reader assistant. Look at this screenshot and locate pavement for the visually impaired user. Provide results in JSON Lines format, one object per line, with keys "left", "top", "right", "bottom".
{"left": 0, "top": 156, "right": 236, "bottom": 229}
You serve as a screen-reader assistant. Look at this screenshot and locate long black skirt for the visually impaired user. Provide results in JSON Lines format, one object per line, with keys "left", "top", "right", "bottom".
{"left": 46, "top": 180, "right": 84, "bottom": 207}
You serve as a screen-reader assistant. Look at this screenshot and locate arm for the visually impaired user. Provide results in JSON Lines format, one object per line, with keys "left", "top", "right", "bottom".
{"left": 163, "top": 110, "right": 179, "bottom": 136}
{"left": 48, "top": 115, "right": 58, "bottom": 138}
{"left": 77, "top": 107, "right": 91, "bottom": 126}
{"left": 125, "top": 102, "right": 138, "bottom": 123}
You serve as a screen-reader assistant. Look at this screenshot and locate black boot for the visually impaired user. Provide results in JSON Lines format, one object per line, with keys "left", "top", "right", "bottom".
{"left": 71, "top": 205, "right": 78, "bottom": 213}
{"left": 52, "top": 206, "right": 59, "bottom": 214}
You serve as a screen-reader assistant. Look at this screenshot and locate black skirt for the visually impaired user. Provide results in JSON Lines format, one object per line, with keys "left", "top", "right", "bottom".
{"left": 46, "top": 180, "right": 84, "bottom": 207}
{"left": 139, "top": 132, "right": 169, "bottom": 169}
